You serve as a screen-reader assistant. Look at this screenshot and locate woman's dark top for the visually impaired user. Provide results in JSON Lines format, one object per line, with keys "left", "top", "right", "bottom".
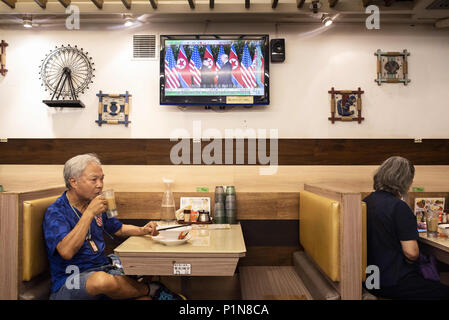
{"left": 363, "top": 190, "right": 419, "bottom": 287}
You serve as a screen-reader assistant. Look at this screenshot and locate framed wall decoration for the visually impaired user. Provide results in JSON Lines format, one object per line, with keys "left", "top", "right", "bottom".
{"left": 1, "top": 40, "right": 8, "bottom": 76}
{"left": 375, "top": 49, "right": 410, "bottom": 86}
{"left": 328, "top": 87, "right": 364, "bottom": 124}
{"left": 96, "top": 91, "right": 131, "bottom": 127}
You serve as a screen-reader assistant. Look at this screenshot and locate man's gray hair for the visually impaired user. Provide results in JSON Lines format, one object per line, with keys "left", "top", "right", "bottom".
{"left": 63, "top": 153, "right": 102, "bottom": 189}
{"left": 373, "top": 156, "right": 415, "bottom": 197}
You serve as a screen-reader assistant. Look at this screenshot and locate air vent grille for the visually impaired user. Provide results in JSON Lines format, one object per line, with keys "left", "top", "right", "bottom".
{"left": 133, "top": 35, "right": 156, "bottom": 59}
{"left": 426, "top": 0, "right": 449, "bottom": 9}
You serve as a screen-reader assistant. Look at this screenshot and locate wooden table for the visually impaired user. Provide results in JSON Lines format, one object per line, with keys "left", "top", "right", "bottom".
{"left": 114, "top": 224, "right": 246, "bottom": 276}
{"left": 419, "top": 232, "right": 449, "bottom": 265}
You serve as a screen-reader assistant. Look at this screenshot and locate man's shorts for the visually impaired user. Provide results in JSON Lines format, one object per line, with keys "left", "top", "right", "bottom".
{"left": 49, "top": 254, "right": 125, "bottom": 300}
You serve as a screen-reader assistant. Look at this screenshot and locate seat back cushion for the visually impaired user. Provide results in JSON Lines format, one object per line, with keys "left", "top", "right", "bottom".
{"left": 299, "top": 191, "right": 340, "bottom": 282}
{"left": 22, "top": 196, "right": 58, "bottom": 281}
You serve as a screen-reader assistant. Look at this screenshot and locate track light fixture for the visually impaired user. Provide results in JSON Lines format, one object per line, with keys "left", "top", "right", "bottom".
{"left": 23, "top": 16, "right": 33, "bottom": 28}
{"left": 123, "top": 14, "right": 135, "bottom": 27}
{"left": 310, "top": 0, "right": 322, "bottom": 14}
{"left": 321, "top": 14, "right": 333, "bottom": 27}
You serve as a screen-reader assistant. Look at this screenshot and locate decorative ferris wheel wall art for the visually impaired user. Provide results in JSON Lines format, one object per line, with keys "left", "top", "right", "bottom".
{"left": 39, "top": 44, "right": 95, "bottom": 108}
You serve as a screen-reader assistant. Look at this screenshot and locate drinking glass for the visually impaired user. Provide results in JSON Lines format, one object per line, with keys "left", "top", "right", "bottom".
{"left": 426, "top": 209, "right": 439, "bottom": 238}
{"left": 102, "top": 189, "right": 118, "bottom": 218}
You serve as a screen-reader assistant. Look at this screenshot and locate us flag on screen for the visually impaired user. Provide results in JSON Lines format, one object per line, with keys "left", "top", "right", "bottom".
{"left": 189, "top": 45, "right": 202, "bottom": 87}
{"left": 252, "top": 44, "right": 264, "bottom": 88}
{"left": 230, "top": 44, "right": 244, "bottom": 88}
{"left": 241, "top": 43, "right": 257, "bottom": 88}
{"left": 164, "top": 45, "right": 180, "bottom": 89}
{"left": 176, "top": 45, "right": 192, "bottom": 88}
{"left": 216, "top": 45, "right": 225, "bottom": 70}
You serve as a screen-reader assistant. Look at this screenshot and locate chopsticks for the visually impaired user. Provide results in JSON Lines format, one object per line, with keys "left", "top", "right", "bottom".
{"left": 156, "top": 224, "right": 191, "bottom": 231}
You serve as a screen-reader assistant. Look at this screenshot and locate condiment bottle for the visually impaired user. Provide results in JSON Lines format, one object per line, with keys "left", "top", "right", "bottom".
{"left": 184, "top": 209, "right": 191, "bottom": 222}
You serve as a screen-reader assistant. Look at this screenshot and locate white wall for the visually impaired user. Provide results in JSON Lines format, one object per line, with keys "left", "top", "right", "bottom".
{"left": 0, "top": 22, "right": 448, "bottom": 139}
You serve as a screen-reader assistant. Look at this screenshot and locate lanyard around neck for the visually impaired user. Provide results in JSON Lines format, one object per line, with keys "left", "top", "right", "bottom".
{"left": 69, "top": 202, "right": 92, "bottom": 241}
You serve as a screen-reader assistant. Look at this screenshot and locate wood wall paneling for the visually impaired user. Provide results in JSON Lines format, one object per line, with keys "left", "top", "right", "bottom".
{"left": 3, "top": 165, "right": 449, "bottom": 194}
{"left": 114, "top": 192, "right": 300, "bottom": 220}
{"left": 2, "top": 139, "right": 449, "bottom": 165}
{"left": 0, "top": 193, "right": 19, "bottom": 300}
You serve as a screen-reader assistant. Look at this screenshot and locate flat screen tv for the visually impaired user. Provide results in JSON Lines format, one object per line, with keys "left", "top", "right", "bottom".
{"left": 160, "top": 34, "right": 269, "bottom": 106}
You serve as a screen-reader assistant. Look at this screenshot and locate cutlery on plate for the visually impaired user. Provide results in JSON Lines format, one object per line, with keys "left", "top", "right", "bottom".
{"left": 156, "top": 224, "right": 192, "bottom": 231}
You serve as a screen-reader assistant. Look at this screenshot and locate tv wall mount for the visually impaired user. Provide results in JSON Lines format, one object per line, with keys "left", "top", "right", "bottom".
{"left": 39, "top": 44, "right": 95, "bottom": 108}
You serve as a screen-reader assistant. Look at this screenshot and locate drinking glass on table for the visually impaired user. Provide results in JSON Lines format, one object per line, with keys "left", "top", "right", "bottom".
{"left": 102, "top": 189, "right": 118, "bottom": 218}
{"left": 426, "top": 209, "right": 439, "bottom": 238}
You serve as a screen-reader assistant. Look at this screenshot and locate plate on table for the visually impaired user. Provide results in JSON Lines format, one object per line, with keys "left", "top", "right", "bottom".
{"left": 151, "top": 226, "right": 192, "bottom": 246}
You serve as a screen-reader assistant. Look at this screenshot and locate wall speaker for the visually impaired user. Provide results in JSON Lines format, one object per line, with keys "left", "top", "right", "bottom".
{"left": 270, "top": 38, "right": 285, "bottom": 63}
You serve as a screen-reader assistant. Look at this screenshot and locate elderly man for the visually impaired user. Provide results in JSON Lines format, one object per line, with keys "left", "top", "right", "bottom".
{"left": 43, "top": 153, "right": 185, "bottom": 300}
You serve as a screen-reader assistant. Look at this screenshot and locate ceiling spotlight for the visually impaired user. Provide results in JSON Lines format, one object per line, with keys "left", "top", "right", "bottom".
{"left": 310, "top": 0, "right": 322, "bottom": 14}
{"left": 123, "top": 14, "right": 135, "bottom": 27}
{"left": 321, "top": 14, "right": 333, "bottom": 27}
{"left": 23, "top": 17, "right": 33, "bottom": 28}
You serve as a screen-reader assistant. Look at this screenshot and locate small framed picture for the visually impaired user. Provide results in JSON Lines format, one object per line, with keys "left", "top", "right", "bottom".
{"left": 375, "top": 49, "right": 410, "bottom": 85}
{"left": 95, "top": 91, "right": 131, "bottom": 127}
{"left": 328, "top": 87, "right": 364, "bottom": 124}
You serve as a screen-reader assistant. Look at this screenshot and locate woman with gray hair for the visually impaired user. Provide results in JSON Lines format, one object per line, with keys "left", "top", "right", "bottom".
{"left": 364, "top": 156, "right": 449, "bottom": 300}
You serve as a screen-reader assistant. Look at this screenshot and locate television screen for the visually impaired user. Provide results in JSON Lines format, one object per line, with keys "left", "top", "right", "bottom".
{"left": 160, "top": 34, "right": 269, "bottom": 106}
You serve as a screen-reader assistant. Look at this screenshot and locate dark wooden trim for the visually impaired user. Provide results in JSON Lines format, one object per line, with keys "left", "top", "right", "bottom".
{"left": 114, "top": 192, "right": 299, "bottom": 220}
{"left": 91, "top": 0, "right": 103, "bottom": 9}
{"left": 238, "top": 246, "right": 302, "bottom": 266}
{"left": 149, "top": 0, "right": 157, "bottom": 9}
{"left": 1, "top": 139, "right": 449, "bottom": 165}
{"left": 121, "top": 0, "right": 131, "bottom": 9}
{"left": 34, "top": 0, "right": 47, "bottom": 9}
{"left": 240, "top": 220, "right": 299, "bottom": 246}
{"left": 329, "top": 0, "right": 338, "bottom": 8}
{"left": 1, "top": 0, "right": 16, "bottom": 8}
{"left": 57, "top": 0, "right": 71, "bottom": 8}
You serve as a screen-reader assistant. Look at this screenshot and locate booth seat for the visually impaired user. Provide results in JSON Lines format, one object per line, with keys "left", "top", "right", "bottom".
{"left": 19, "top": 196, "right": 58, "bottom": 300}
{"left": 240, "top": 189, "right": 374, "bottom": 300}
{"left": 296, "top": 190, "right": 374, "bottom": 300}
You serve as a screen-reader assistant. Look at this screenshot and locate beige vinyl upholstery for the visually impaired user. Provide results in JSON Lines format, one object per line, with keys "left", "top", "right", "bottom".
{"left": 22, "top": 196, "right": 58, "bottom": 281}
{"left": 300, "top": 191, "right": 367, "bottom": 283}
{"left": 300, "top": 191, "right": 340, "bottom": 282}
